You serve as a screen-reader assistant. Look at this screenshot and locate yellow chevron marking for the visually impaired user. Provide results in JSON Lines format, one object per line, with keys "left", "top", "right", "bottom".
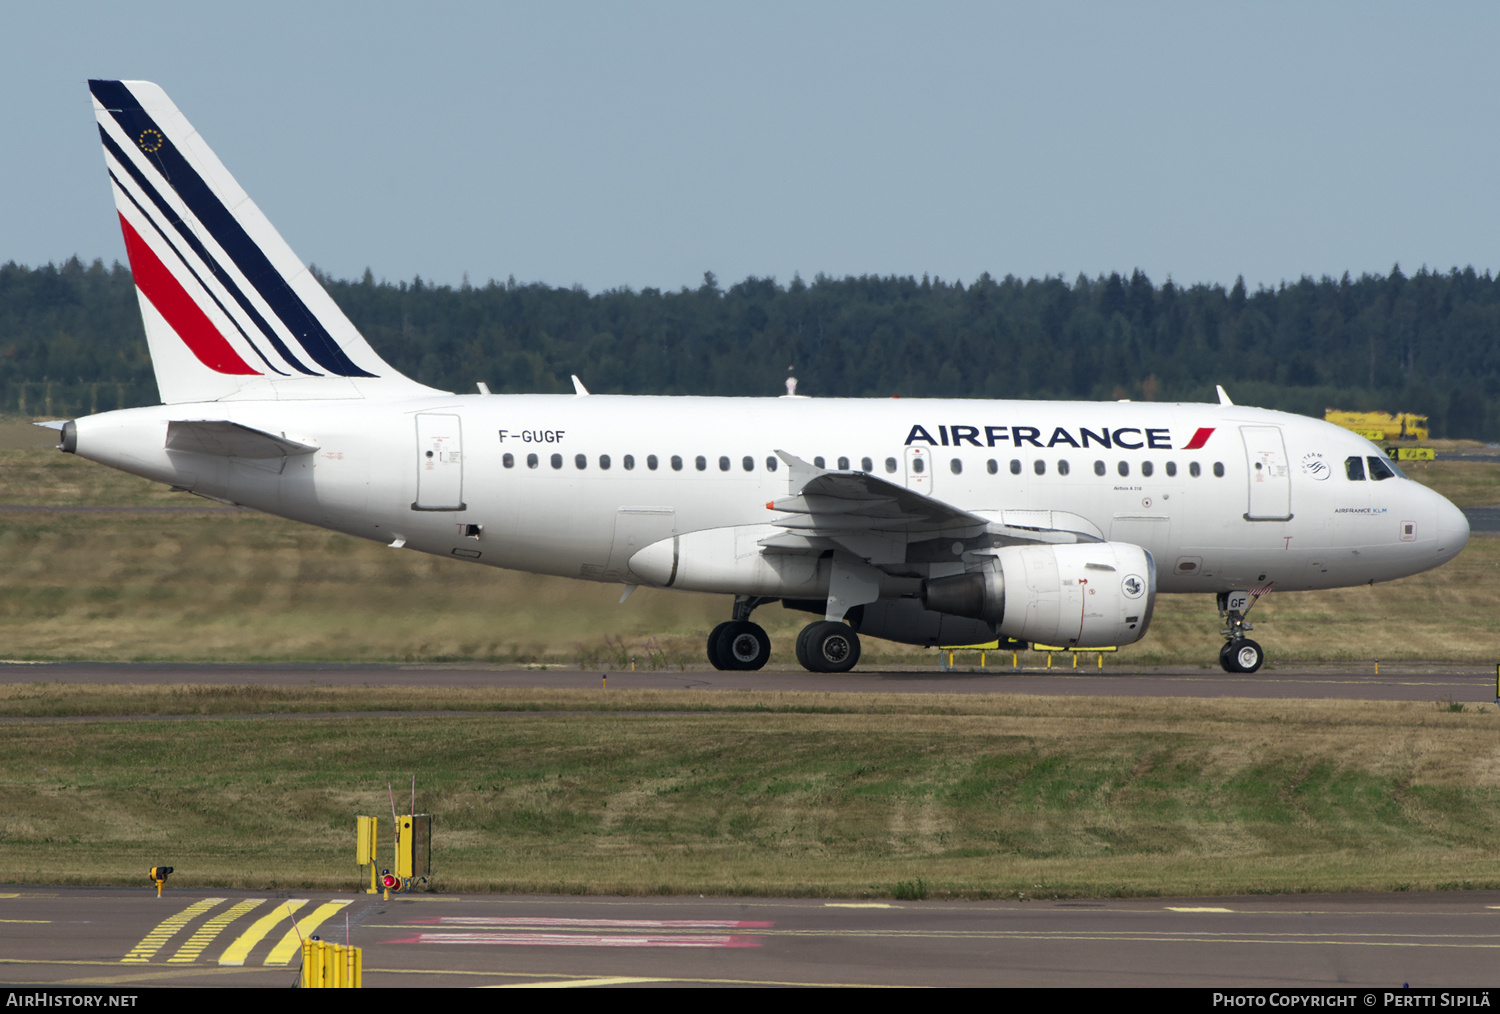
{"left": 265, "top": 900, "right": 353, "bottom": 966}
{"left": 217, "top": 899, "right": 307, "bottom": 966}
{"left": 120, "top": 898, "right": 225, "bottom": 964}
{"left": 167, "top": 899, "right": 264, "bottom": 963}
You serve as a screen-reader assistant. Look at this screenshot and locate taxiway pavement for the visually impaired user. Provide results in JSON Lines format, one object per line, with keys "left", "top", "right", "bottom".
{"left": 1, "top": 660, "right": 1495, "bottom": 702}
{"left": 2, "top": 886, "right": 1497, "bottom": 988}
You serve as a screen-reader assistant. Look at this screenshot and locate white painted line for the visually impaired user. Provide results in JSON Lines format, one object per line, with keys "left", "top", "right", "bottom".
{"left": 387, "top": 932, "right": 764, "bottom": 948}
{"left": 407, "top": 916, "right": 773, "bottom": 929}
{"left": 487, "top": 977, "right": 670, "bottom": 988}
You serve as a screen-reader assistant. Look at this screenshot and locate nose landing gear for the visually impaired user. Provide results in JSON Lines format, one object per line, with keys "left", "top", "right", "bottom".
{"left": 1217, "top": 589, "right": 1266, "bottom": 673}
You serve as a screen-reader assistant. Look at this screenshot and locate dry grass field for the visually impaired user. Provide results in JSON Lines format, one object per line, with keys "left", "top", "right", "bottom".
{"left": 1, "top": 687, "right": 1496, "bottom": 898}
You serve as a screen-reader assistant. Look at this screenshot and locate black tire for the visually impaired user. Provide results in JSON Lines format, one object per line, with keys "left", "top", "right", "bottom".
{"left": 706, "top": 621, "right": 734, "bottom": 670}
{"left": 1219, "top": 640, "right": 1237, "bottom": 673}
{"left": 802, "top": 621, "right": 861, "bottom": 673}
{"left": 1230, "top": 638, "right": 1264, "bottom": 674}
{"left": 794, "top": 623, "right": 813, "bottom": 671}
{"left": 718, "top": 621, "right": 771, "bottom": 671}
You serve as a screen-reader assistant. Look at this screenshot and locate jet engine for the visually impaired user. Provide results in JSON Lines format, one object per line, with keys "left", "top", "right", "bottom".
{"left": 922, "top": 542, "right": 1155, "bottom": 647}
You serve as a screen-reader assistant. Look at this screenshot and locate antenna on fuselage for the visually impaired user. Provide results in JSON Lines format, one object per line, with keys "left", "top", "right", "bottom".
{"left": 781, "top": 365, "right": 805, "bottom": 398}
{"left": 1216, "top": 384, "right": 1234, "bottom": 406}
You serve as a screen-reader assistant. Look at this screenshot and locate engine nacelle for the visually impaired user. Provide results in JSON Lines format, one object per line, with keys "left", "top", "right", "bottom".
{"left": 627, "top": 525, "right": 832, "bottom": 597}
{"left": 923, "top": 542, "right": 1155, "bottom": 647}
{"left": 848, "top": 598, "right": 998, "bottom": 648}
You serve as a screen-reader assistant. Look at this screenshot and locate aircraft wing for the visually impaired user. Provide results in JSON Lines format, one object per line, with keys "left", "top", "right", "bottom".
{"left": 769, "top": 450, "right": 987, "bottom": 533}
{"left": 763, "top": 451, "right": 1098, "bottom": 564}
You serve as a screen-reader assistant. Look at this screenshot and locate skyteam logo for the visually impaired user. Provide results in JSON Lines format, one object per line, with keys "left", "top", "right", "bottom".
{"left": 904, "top": 424, "right": 1215, "bottom": 451}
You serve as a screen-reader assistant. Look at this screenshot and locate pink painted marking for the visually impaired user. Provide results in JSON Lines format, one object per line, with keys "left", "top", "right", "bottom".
{"left": 406, "top": 916, "right": 773, "bottom": 929}
{"left": 385, "top": 932, "right": 764, "bottom": 948}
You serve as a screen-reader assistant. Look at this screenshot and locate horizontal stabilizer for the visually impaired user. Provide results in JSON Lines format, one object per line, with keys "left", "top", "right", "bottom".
{"left": 165, "top": 420, "right": 319, "bottom": 458}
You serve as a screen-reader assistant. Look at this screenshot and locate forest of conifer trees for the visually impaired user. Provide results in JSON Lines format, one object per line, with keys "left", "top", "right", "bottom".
{"left": 1, "top": 257, "right": 1495, "bottom": 438}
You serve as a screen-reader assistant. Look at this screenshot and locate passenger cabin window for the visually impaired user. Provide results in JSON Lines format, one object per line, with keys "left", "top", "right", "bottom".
{"left": 814, "top": 456, "right": 826, "bottom": 468}
{"left": 1189, "top": 462, "right": 1201, "bottom": 478}
{"left": 1166, "top": 461, "right": 1177, "bottom": 477}
{"left": 1118, "top": 461, "right": 1129, "bottom": 477}
{"left": 912, "top": 457, "right": 926, "bottom": 473}
{"left": 766, "top": 457, "right": 779, "bottom": 472}
{"left": 838, "top": 456, "right": 850, "bottom": 470}
{"left": 575, "top": 453, "right": 587, "bottom": 469}
{"left": 623, "top": 454, "right": 634, "bottom": 470}
{"left": 885, "top": 458, "right": 898, "bottom": 474}
{"left": 647, "top": 454, "right": 658, "bottom": 470}
{"left": 1033, "top": 460, "right": 1045, "bottom": 475}
{"left": 1141, "top": 461, "right": 1153, "bottom": 477}
{"left": 502, "top": 453, "right": 514, "bottom": 468}
{"left": 951, "top": 458, "right": 963, "bottom": 474}
{"left": 671, "top": 455, "right": 683, "bottom": 471}
{"left": 551, "top": 453, "right": 563, "bottom": 469}
{"left": 1213, "top": 462, "right": 1225, "bottom": 477}
{"left": 1010, "top": 459, "right": 1021, "bottom": 475}
{"left": 743, "top": 456, "right": 755, "bottom": 472}
{"left": 599, "top": 454, "right": 611, "bottom": 470}
{"left": 1094, "top": 460, "right": 1106, "bottom": 476}
{"left": 1057, "top": 459, "right": 1070, "bottom": 476}
{"left": 987, "top": 459, "right": 998, "bottom": 475}
{"left": 719, "top": 456, "right": 730, "bottom": 471}
{"left": 1367, "top": 455, "right": 1396, "bottom": 481}
{"left": 861, "top": 457, "right": 873, "bottom": 472}
{"left": 527, "top": 453, "right": 539, "bottom": 469}
{"left": 696, "top": 455, "right": 707, "bottom": 471}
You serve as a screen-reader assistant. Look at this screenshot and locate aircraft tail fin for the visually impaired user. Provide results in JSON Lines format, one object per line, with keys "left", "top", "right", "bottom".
{"left": 89, "top": 79, "right": 439, "bottom": 404}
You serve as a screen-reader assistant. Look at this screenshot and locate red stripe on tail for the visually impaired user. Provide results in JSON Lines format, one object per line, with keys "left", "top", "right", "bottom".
{"left": 117, "top": 213, "right": 260, "bottom": 375}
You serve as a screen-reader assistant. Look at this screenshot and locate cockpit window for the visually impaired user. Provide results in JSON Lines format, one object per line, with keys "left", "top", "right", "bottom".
{"left": 1345, "top": 456, "right": 1366, "bottom": 481}
{"left": 1367, "top": 455, "right": 1396, "bottom": 481}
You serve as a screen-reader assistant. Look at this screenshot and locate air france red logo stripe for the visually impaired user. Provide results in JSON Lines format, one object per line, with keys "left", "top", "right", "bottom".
{"left": 1182, "top": 427, "right": 1216, "bottom": 450}
{"left": 118, "top": 213, "right": 260, "bottom": 376}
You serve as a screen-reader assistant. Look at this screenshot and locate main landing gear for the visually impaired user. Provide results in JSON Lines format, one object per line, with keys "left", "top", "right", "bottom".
{"left": 704, "top": 596, "right": 864, "bottom": 673}
{"left": 706, "top": 619, "right": 772, "bottom": 670}
{"left": 794, "top": 621, "right": 861, "bottom": 674}
{"left": 1217, "top": 590, "right": 1265, "bottom": 674}
{"left": 706, "top": 596, "right": 774, "bottom": 671}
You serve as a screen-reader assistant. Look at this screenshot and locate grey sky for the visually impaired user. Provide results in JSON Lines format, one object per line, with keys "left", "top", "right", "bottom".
{"left": 4, "top": 1, "right": 1497, "bottom": 294}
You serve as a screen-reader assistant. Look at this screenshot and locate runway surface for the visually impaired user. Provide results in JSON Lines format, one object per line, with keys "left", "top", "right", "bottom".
{"left": 2, "top": 660, "right": 1496, "bottom": 702}
{"left": 2, "top": 886, "right": 1498, "bottom": 988}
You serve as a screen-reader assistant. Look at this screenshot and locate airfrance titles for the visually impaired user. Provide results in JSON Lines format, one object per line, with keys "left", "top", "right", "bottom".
{"left": 903, "top": 424, "right": 1215, "bottom": 451}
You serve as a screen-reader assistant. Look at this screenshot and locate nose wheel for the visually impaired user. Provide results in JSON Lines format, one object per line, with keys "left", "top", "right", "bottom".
{"left": 1216, "top": 589, "right": 1268, "bottom": 673}
{"left": 1219, "top": 638, "right": 1264, "bottom": 673}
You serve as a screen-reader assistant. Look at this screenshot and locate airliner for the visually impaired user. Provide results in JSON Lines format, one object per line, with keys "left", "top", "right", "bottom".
{"left": 57, "top": 80, "right": 1471, "bottom": 675}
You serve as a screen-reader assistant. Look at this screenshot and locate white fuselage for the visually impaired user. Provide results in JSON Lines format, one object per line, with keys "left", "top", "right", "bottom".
{"left": 70, "top": 394, "right": 1470, "bottom": 602}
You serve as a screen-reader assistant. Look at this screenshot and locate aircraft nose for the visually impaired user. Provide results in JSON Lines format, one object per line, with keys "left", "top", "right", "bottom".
{"left": 1434, "top": 494, "right": 1470, "bottom": 557}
